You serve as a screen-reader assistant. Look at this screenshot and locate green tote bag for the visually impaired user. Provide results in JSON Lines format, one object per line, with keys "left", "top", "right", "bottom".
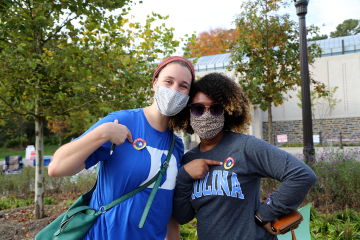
{"left": 36, "top": 135, "right": 175, "bottom": 240}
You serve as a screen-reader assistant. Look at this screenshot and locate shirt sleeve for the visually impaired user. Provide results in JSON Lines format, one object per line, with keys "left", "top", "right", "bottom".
{"left": 244, "top": 136, "right": 317, "bottom": 221}
{"left": 74, "top": 112, "right": 121, "bottom": 169}
{"left": 172, "top": 164, "right": 196, "bottom": 225}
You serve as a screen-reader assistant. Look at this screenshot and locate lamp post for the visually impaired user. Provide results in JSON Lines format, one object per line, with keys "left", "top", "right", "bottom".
{"left": 294, "top": 0, "right": 314, "bottom": 163}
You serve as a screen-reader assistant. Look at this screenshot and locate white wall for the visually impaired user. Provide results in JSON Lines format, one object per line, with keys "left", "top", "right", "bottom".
{"left": 257, "top": 52, "right": 360, "bottom": 122}
{"left": 193, "top": 52, "right": 360, "bottom": 140}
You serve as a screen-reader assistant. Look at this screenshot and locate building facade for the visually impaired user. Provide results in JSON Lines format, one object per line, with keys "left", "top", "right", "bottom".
{"left": 184, "top": 35, "right": 360, "bottom": 146}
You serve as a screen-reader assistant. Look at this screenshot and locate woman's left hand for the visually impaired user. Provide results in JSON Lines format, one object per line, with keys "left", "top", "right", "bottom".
{"left": 255, "top": 211, "right": 278, "bottom": 236}
{"left": 262, "top": 222, "right": 278, "bottom": 236}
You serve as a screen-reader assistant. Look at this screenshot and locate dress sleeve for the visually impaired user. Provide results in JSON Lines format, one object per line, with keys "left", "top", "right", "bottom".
{"left": 172, "top": 165, "right": 196, "bottom": 225}
{"left": 74, "top": 112, "right": 122, "bottom": 169}
{"left": 244, "top": 136, "right": 317, "bottom": 221}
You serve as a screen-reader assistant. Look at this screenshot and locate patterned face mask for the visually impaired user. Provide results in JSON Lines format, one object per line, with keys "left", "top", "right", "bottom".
{"left": 190, "top": 112, "right": 225, "bottom": 140}
{"left": 154, "top": 85, "right": 190, "bottom": 116}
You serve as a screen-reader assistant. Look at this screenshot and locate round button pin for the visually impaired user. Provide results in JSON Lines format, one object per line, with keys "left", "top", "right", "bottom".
{"left": 224, "top": 157, "right": 235, "bottom": 169}
{"left": 133, "top": 138, "right": 146, "bottom": 150}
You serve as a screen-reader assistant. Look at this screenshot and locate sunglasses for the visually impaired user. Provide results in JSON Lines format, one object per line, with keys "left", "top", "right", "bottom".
{"left": 188, "top": 103, "right": 224, "bottom": 117}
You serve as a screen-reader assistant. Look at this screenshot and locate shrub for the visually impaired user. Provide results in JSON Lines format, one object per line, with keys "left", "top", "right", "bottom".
{"left": 261, "top": 146, "right": 360, "bottom": 211}
{"left": 0, "top": 196, "right": 34, "bottom": 210}
{"left": 310, "top": 208, "right": 360, "bottom": 239}
{"left": 43, "top": 136, "right": 58, "bottom": 146}
{"left": 4, "top": 139, "right": 21, "bottom": 148}
{"left": 0, "top": 166, "right": 96, "bottom": 198}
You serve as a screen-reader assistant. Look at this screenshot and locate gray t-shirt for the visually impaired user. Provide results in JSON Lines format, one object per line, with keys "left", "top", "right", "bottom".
{"left": 173, "top": 131, "right": 317, "bottom": 240}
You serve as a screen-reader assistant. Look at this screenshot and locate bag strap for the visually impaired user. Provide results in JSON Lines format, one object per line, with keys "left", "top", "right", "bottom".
{"left": 96, "top": 134, "right": 175, "bottom": 217}
{"left": 291, "top": 229, "right": 296, "bottom": 240}
{"left": 138, "top": 134, "right": 175, "bottom": 228}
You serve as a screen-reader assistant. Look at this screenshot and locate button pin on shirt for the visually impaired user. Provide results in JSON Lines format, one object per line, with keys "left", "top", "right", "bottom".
{"left": 133, "top": 138, "right": 147, "bottom": 150}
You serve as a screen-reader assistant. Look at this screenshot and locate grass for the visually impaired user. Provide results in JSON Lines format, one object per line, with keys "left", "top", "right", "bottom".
{"left": 0, "top": 145, "right": 59, "bottom": 161}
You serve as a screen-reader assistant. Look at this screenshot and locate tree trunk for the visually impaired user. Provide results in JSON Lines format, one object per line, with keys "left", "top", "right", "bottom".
{"left": 20, "top": 123, "right": 23, "bottom": 149}
{"left": 34, "top": 114, "right": 44, "bottom": 219}
{"left": 34, "top": 29, "right": 45, "bottom": 219}
{"left": 267, "top": 98, "right": 273, "bottom": 144}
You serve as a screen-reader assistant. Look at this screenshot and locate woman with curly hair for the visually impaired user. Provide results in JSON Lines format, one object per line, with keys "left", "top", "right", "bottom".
{"left": 171, "top": 72, "right": 317, "bottom": 240}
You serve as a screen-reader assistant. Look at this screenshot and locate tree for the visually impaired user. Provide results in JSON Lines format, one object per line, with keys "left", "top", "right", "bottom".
{"left": 47, "top": 118, "right": 70, "bottom": 146}
{"left": 296, "top": 86, "right": 341, "bottom": 129}
{"left": 231, "top": 0, "right": 326, "bottom": 144}
{"left": 330, "top": 19, "right": 360, "bottom": 38}
{"left": 308, "top": 34, "right": 328, "bottom": 42}
{"left": 187, "top": 28, "right": 239, "bottom": 57}
{"left": 0, "top": 115, "right": 29, "bottom": 148}
{"left": 0, "top": 0, "right": 190, "bottom": 219}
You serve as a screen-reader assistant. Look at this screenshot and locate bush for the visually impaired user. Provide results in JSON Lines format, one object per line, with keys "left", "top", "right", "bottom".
{"left": 260, "top": 146, "right": 360, "bottom": 211}
{"left": 310, "top": 208, "right": 360, "bottom": 239}
{"left": 0, "top": 196, "right": 34, "bottom": 210}
{"left": 43, "top": 136, "right": 58, "bottom": 146}
{"left": 4, "top": 139, "right": 21, "bottom": 148}
{"left": 0, "top": 166, "right": 96, "bottom": 198}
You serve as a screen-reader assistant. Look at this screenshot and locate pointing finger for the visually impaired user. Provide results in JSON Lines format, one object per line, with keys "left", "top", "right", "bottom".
{"left": 114, "top": 119, "right": 118, "bottom": 124}
{"left": 204, "top": 159, "right": 223, "bottom": 166}
{"left": 127, "top": 128, "right": 133, "bottom": 143}
{"left": 204, "top": 163, "right": 209, "bottom": 173}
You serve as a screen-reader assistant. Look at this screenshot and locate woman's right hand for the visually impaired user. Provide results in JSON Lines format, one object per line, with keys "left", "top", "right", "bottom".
{"left": 106, "top": 119, "right": 133, "bottom": 145}
{"left": 184, "top": 159, "right": 222, "bottom": 179}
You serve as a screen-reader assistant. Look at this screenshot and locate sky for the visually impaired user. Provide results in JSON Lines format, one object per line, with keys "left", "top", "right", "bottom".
{"left": 112, "top": 0, "right": 360, "bottom": 55}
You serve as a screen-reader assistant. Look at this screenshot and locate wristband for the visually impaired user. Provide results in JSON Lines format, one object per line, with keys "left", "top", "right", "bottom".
{"left": 255, "top": 214, "right": 269, "bottom": 226}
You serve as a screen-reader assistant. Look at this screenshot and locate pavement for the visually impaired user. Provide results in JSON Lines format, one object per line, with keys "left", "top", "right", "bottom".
{"left": 1, "top": 146, "right": 358, "bottom": 169}
{"left": 278, "top": 146, "right": 359, "bottom": 156}
{"left": 0, "top": 158, "right": 50, "bottom": 170}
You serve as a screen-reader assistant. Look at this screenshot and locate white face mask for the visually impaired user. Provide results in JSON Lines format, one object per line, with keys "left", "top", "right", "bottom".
{"left": 154, "top": 85, "right": 190, "bottom": 116}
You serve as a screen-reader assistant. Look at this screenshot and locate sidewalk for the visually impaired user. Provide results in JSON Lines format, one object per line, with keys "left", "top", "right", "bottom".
{"left": 0, "top": 158, "right": 49, "bottom": 169}
{"left": 279, "top": 146, "right": 358, "bottom": 156}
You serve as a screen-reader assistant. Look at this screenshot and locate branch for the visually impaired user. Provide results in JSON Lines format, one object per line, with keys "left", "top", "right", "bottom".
{"left": 0, "top": 95, "right": 36, "bottom": 117}
{"left": 62, "top": 97, "right": 97, "bottom": 114}
{"left": 12, "top": 0, "right": 30, "bottom": 17}
{"left": 43, "top": 14, "right": 79, "bottom": 44}
{"left": 0, "top": 38, "right": 11, "bottom": 44}
{"left": 25, "top": 0, "right": 33, "bottom": 19}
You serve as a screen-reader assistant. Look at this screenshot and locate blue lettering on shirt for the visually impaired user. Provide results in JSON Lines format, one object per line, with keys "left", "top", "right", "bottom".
{"left": 203, "top": 172, "right": 212, "bottom": 196}
{"left": 231, "top": 172, "right": 244, "bottom": 199}
{"left": 194, "top": 177, "right": 203, "bottom": 198}
{"left": 192, "top": 170, "right": 243, "bottom": 200}
{"left": 217, "top": 171, "right": 230, "bottom": 196}
{"left": 212, "top": 170, "right": 218, "bottom": 195}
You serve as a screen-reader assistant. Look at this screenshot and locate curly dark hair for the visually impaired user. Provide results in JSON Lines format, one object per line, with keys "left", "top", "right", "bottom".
{"left": 169, "top": 72, "right": 253, "bottom": 134}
